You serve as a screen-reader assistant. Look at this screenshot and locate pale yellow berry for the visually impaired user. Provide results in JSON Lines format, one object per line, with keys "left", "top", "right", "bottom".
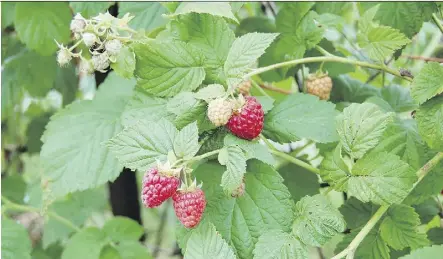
{"left": 207, "top": 99, "right": 233, "bottom": 126}
{"left": 306, "top": 75, "right": 333, "bottom": 100}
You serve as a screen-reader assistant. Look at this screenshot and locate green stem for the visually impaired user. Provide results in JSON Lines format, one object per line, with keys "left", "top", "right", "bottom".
{"left": 1, "top": 196, "right": 80, "bottom": 232}
{"left": 315, "top": 45, "right": 333, "bottom": 56}
{"left": 269, "top": 149, "right": 320, "bottom": 175}
{"left": 432, "top": 13, "right": 443, "bottom": 34}
{"left": 243, "top": 56, "right": 412, "bottom": 82}
{"left": 68, "top": 39, "right": 83, "bottom": 52}
{"left": 251, "top": 80, "right": 272, "bottom": 98}
{"left": 333, "top": 152, "right": 443, "bottom": 259}
{"left": 184, "top": 149, "right": 221, "bottom": 165}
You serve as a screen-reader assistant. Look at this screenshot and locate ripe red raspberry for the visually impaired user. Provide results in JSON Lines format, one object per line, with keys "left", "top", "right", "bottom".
{"left": 306, "top": 74, "right": 333, "bottom": 100}
{"left": 173, "top": 187, "right": 206, "bottom": 228}
{"left": 226, "top": 96, "right": 264, "bottom": 140}
{"left": 141, "top": 166, "right": 180, "bottom": 208}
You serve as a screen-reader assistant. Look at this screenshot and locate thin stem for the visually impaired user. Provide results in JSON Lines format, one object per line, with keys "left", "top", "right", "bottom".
{"left": 269, "top": 149, "right": 320, "bottom": 175}
{"left": 432, "top": 13, "right": 443, "bottom": 34}
{"left": 251, "top": 79, "right": 272, "bottom": 98}
{"left": 315, "top": 46, "right": 333, "bottom": 56}
{"left": 401, "top": 55, "right": 443, "bottom": 63}
{"left": 243, "top": 56, "right": 412, "bottom": 82}
{"left": 259, "top": 134, "right": 278, "bottom": 151}
{"left": 1, "top": 195, "right": 80, "bottom": 232}
{"left": 68, "top": 39, "right": 83, "bottom": 52}
{"left": 184, "top": 149, "right": 221, "bottom": 165}
{"left": 259, "top": 83, "right": 293, "bottom": 95}
{"left": 333, "top": 152, "right": 443, "bottom": 259}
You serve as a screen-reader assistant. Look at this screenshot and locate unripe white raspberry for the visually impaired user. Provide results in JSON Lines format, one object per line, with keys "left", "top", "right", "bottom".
{"left": 70, "top": 18, "right": 86, "bottom": 33}
{"left": 105, "top": 39, "right": 122, "bottom": 56}
{"left": 207, "top": 98, "right": 233, "bottom": 126}
{"left": 82, "top": 32, "right": 97, "bottom": 47}
{"left": 79, "top": 59, "right": 94, "bottom": 74}
{"left": 92, "top": 52, "right": 110, "bottom": 72}
{"left": 56, "top": 48, "right": 72, "bottom": 67}
{"left": 306, "top": 74, "right": 333, "bottom": 100}
{"left": 236, "top": 80, "right": 252, "bottom": 96}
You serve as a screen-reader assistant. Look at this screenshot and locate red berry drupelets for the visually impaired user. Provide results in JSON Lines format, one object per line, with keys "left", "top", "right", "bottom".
{"left": 141, "top": 163, "right": 180, "bottom": 208}
{"left": 173, "top": 187, "right": 206, "bottom": 228}
{"left": 227, "top": 96, "right": 264, "bottom": 140}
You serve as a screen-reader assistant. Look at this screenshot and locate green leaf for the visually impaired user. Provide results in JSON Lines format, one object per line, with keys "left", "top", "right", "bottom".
{"left": 1, "top": 2, "right": 15, "bottom": 29}
{"left": 399, "top": 245, "right": 443, "bottom": 259}
{"left": 336, "top": 103, "right": 393, "bottom": 159}
{"left": 428, "top": 229, "right": 443, "bottom": 245}
{"left": 358, "top": 25, "right": 410, "bottom": 62}
{"left": 224, "top": 32, "right": 278, "bottom": 87}
{"left": 218, "top": 145, "right": 247, "bottom": 194}
{"left": 416, "top": 95, "right": 443, "bottom": 151}
{"left": 99, "top": 246, "right": 120, "bottom": 259}
{"left": 347, "top": 152, "right": 416, "bottom": 205}
{"left": 253, "top": 230, "right": 308, "bottom": 259}
{"left": 121, "top": 87, "right": 174, "bottom": 128}
{"left": 70, "top": 2, "right": 112, "bottom": 18}
{"left": 319, "top": 145, "right": 351, "bottom": 191}
{"left": 54, "top": 64, "right": 78, "bottom": 107}
{"left": 133, "top": 41, "right": 206, "bottom": 97}
{"left": 373, "top": 119, "right": 427, "bottom": 169}
{"left": 184, "top": 221, "right": 236, "bottom": 259}
{"left": 195, "top": 84, "right": 226, "bottom": 102}
{"left": 61, "top": 228, "right": 108, "bottom": 259}
{"left": 171, "top": 13, "right": 235, "bottom": 84}
{"left": 169, "top": 2, "right": 238, "bottom": 23}
{"left": 361, "top": 2, "right": 436, "bottom": 38}
{"left": 102, "top": 217, "right": 144, "bottom": 242}
{"left": 107, "top": 118, "right": 177, "bottom": 172}
{"left": 2, "top": 219, "right": 32, "bottom": 259}
{"left": 236, "top": 17, "right": 276, "bottom": 37}
{"left": 118, "top": 2, "right": 167, "bottom": 31}
{"left": 115, "top": 241, "right": 153, "bottom": 259}
{"left": 1, "top": 174, "right": 26, "bottom": 204}
{"left": 255, "top": 96, "right": 275, "bottom": 114}
{"left": 189, "top": 161, "right": 294, "bottom": 259}
{"left": 358, "top": 5, "right": 380, "bottom": 33}
{"left": 339, "top": 197, "right": 375, "bottom": 229}
{"left": 292, "top": 194, "right": 346, "bottom": 246}
{"left": 110, "top": 46, "right": 135, "bottom": 79}
{"left": 15, "top": 2, "right": 71, "bottom": 55}
{"left": 276, "top": 2, "right": 314, "bottom": 34}
{"left": 173, "top": 122, "right": 200, "bottom": 159}
{"left": 26, "top": 114, "right": 51, "bottom": 154}
{"left": 379, "top": 85, "right": 417, "bottom": 113}
{"left": 404, "top": 157, "right": 443, "bottom": 205}
{"left": 224, "top": 134, "right": 275, "bottom": 166}
{"left": 40, "top": 73, "right": 135, "bottom": 197}
{"left": 411, "top": 62, "right": 443, "bottom": 106}
{"left": 278, "top": 163, "right": 320, "bottom": 203}
{"left": 43, "top": 188, "right": 107, "bottom": 248}
{"left": 7, "top": 51, "right": 57, "bottom": 97}
{"left": 414, "top": 198, "right": 440, "bottom": 224}
{"left": 380, "top": 204, "right": 429, "bottom": 250}
{"left": 336, "top": 228, "right": 390, "bottom": 259}
{"left": 330, "top": 75, "right": 380, "bottom": 104}
{"left": 264, "top": 94, "right": 339, "bottom": 143}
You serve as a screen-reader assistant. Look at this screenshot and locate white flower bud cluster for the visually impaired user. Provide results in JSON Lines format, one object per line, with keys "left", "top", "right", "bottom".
{"left": 56, "top": 12, "right": 136, "bottom": 74}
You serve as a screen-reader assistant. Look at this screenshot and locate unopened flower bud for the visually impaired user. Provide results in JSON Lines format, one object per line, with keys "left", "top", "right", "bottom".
{"left": 105, "top": 39, "right": 122, "bottom": 56}
{"left": 82, "top": 32, "right": 97, "bottom": 47}
{"left": 92, "top": 52, "right": 110, "bottom": 72}
{"left": 57, "top": 48, "right": 72, "bottom": 67}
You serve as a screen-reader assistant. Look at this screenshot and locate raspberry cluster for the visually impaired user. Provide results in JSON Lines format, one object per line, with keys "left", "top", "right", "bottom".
{"left": 141, "top": 161, "right": 206, "bottom": 229}
{"left": 207, "top": 92, "right": 264, "bottom": 140}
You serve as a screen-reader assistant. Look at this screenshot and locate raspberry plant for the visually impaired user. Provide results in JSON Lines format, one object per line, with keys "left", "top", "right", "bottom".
{"left": 2, "top": 2, "right": 443, "bottom": 259}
